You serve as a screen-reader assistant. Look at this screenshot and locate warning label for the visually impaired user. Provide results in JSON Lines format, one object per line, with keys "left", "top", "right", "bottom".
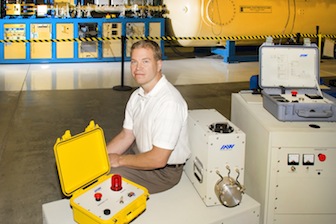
{"left": 240, "top": 6, "right": 272, "bottom": 13}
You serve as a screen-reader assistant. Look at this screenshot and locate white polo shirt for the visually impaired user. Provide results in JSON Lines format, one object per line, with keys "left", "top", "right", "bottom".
{"left": 123, "top": 75, "right": 191, "bottom": 164}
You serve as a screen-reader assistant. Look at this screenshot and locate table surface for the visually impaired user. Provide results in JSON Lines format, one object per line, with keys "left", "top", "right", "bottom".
{"left": 43, "top": 173, "right": 260, "bottom": 224}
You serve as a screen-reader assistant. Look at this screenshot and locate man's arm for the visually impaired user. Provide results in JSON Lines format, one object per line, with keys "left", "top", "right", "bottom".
{"left": 106, "top": 128, "right": 135, "bottom": 155}
{"left": 109, "top": 145, "right": 172, "bottom": 170}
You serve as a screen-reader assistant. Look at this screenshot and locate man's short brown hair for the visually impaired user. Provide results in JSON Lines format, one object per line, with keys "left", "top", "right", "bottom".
{"left": 130, "top": 40, "right": 162, "bottom": 61}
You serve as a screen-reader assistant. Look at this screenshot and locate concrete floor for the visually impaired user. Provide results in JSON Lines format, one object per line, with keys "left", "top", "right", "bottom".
{"left": 0, "top": 56, "right": 335, "bottom": 223}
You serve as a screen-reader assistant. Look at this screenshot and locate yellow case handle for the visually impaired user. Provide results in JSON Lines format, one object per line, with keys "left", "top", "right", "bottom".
{"left": 125, "top": 204, "right": 147, "bottom": 223}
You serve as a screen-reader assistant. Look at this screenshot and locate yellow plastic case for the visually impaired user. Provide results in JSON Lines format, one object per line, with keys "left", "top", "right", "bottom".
{"left": 54, "top": 121, "right": 149, "bottom": 224}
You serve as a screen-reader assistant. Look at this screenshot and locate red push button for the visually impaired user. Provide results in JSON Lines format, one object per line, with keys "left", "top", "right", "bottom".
{"left": 318, "top": 153, "right": 326, "bottom": 162}
{"left": 291, "top": 90, "right": 298, "bottom": 97}
{"left": 94, "top": 192, "right": 102, "bottom": 201}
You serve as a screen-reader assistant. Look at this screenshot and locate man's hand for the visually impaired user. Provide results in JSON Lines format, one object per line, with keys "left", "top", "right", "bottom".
{"left": 108, "top": 146, "right": 172, "bottom": 170}
{"left": 108, "top": 153, "right": 121, "bottom": 168}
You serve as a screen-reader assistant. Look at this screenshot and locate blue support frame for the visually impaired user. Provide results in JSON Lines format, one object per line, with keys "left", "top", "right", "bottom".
{"left": 211, "top": 40, "right": 258, "bottom": 63}
{"left": 0, "top": 17, "right": 165, "bottom": 64}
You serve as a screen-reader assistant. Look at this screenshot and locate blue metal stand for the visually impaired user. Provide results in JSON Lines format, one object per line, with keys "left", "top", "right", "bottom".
{"left": 211, "top": 40, "right": 258, "bottom": 63}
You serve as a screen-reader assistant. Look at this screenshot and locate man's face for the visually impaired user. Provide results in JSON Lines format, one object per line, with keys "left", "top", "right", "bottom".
{"left": 130, "top": 47, "right": 162, "bottom": 89}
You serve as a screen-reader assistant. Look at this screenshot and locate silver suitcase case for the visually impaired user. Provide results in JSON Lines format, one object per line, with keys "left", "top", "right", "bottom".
{"left": 259, "top": 42, "right": 336, "bottom": 121}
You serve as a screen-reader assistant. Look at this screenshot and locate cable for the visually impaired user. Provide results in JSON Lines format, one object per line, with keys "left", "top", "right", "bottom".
{"left": 209, "top": 0, "right": 223, "bottom": 36}
{"left": 290, "top": 0, "right": 297, "bottom": 34}
{"left": 279, "top": 0, "right": 292, "bottom": 44}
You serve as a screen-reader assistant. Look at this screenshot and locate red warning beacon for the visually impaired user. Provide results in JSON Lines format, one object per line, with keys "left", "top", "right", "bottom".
{"left": 111, "top": 174, "right": 123, "bottom": 191}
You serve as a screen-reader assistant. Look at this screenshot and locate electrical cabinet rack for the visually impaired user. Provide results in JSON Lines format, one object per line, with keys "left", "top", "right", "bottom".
{"left": 0, "top": 17, "right": 164, "bottom": 64}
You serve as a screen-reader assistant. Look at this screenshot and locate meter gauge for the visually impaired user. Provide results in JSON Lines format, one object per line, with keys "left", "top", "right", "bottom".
{"left": 303, "top": 154, "right": 315, "bottom": 166}
{"left": 287, "top": 154, "right": 300, "bottom": 165}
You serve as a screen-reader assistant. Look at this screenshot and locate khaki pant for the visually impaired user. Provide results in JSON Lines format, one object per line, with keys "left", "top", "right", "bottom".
{"left": 110, "top": 146, "right": 184, "bottom": 194}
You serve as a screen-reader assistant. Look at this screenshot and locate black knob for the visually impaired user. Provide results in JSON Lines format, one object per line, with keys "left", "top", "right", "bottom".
{"left": 104, "top": 209, "right": 111, "bottom": 215}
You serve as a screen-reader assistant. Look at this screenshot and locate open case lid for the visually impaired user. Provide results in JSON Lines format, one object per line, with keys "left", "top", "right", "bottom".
{"left": 53, "top": 121, "right": 110, "bottom": 197}
{"left": 259, "top": 43, "right": 320, "bottom": 89}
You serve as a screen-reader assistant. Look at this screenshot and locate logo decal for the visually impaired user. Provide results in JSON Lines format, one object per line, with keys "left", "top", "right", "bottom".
{"left": 220, "top": 144, "right": 235, "bottom": 150}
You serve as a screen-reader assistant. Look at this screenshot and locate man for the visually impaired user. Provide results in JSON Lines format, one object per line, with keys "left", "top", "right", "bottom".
{"left": 107, "top": 40, "right": 191, "bottom": 194}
